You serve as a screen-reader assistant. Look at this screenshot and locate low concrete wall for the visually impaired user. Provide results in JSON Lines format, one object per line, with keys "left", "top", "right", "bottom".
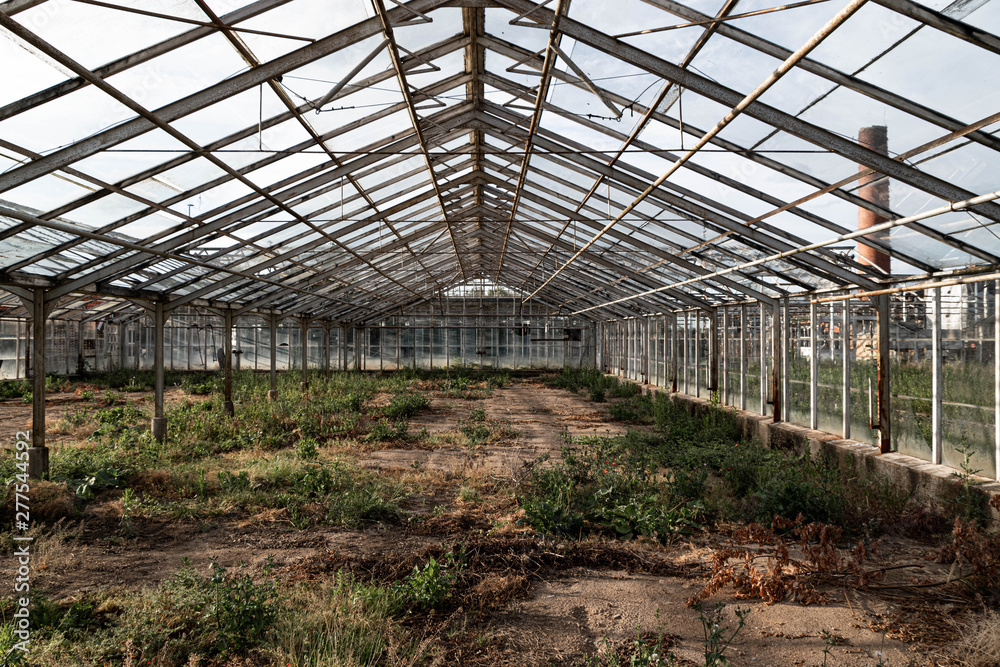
{"left": 637, "top": 382, "right": 1000, "bottom": 524}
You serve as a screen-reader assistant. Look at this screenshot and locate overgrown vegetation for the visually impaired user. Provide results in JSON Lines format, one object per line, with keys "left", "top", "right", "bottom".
{"left": 519, "top": 373, "right": 923, "bottom": 542}
{"left": 545, "top": 367, "right": 642, "bottom": 400}
{"left": 2, "top": 364, "right": 996, "bottom": 666}
{"left": 0, "top": 557, "right": 283, "bottom": 665}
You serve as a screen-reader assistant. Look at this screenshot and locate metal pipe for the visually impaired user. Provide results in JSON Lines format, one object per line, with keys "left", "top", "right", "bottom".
{"left": 816, "top": 269, "right": 1000, "bottom": 303}
{"left": 574, "top": 184, "right": 1000, "bottom": 316}
{"left": 314, "top": 38, "right": 390, "bottom": 111}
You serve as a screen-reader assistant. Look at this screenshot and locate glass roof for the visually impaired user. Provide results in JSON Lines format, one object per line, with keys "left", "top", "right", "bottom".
{"left": 0, "top": 0, "right": 998, "bottom": 322}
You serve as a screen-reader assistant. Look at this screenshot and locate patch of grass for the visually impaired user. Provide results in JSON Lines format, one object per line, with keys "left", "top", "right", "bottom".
{"left": 274, "top": 572, "right": 420, "bottom": 667}
{"left": 607, "top": 394, "right": 654, "bottom": 423}
{"left": 458, "top": 410, "right": 518, "bottom": 448}
{"left": 546, "top": 367, "right": 641, "bottom": 400}
{"left": 949, "top": 609, "right": 1000, "bottom": 667}
{"left": 8, "top": 558, "right": 283, "bottom": 664}
{"left": 364, "top": 419, "right": 409, "bottom": 443}
{"left": 383, "top": 392, "right": 430, "bottom": 420}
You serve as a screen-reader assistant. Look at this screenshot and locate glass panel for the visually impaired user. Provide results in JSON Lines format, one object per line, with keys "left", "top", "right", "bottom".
{"left": 942, "top": 283, "right": 996, "bottom": 478}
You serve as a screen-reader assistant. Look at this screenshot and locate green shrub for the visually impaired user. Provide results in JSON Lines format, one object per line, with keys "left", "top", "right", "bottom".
{"left": 606, "top": 394, "right": 654, "bottom": 423}
{"left": 0, "top": 379, "right": 29, "bottom": 399}
{"left": 518, "top": 437, "right": 702, "bottom": 542}
{"left": 458, "top": 411, "right": 517, "bottom": 447}
{"left": 364, "top": 420, "right": 407, "bottom": 443}
{"left": 392, "top": 550, "right": 464, "bottom": 611}
{"left": 383, "top": 392, "right": 430, "bottom": 420}
{"left": 296, "top": 437, "right": 319, "bottom": 460}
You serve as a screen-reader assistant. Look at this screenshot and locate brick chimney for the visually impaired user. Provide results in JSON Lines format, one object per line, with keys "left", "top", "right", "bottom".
{"left": 858, "top": 125, "right": 891, "bottom": 275}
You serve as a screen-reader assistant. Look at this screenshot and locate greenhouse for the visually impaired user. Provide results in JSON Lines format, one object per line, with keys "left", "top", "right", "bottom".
{"left": 2, "top": 0, "right": 1000, "bottom": 664}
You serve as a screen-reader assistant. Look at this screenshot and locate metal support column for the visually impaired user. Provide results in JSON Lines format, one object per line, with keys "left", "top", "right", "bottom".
{"left": 323, "top": 324, "right": 331, "bottom": 377}
{"left": 682, "top": 312, "right": 689, "bottom": 394}
{"left": 810, "top": 300, "right": 818, "bottom": 431}
{"left": 995, "top": 280, "right": 999, "bottom": 480}
{"left": 28, "top": 289, "right": 49, "bottom": 477}
{"left": 343, "top": 325, "right": 349, "bottom": 371}
{"left": 223, "top": 309, "right": 234, "bottom": 416}
{"left": 760, "top": 304, "right": 767, "bottom": 417}
{"left": 300, "top": 318, "right": 310, "bottom": 391}
{"left": 709, "top": 309, "right": 719, "bottom": 397}
{"left": 152, "top": 302, "right": 167, "bottom": 442}
{"left": 932, "top": 286, "right": 942, "bottom": 463}
{"left": 876, "top": 294, "right": 892, "bottom": 453}
{"left": 772, "top": 301, "right": 782, "bottom": 423}
{"left": 695, "top": 312, "right": 701, "bottom": 398}
{"left": 133, "top": 321, "right": 140, "bottom": 370}
{"left": 842, "top": 297, "right": 851, "bottom": 440}
{"left": 740, "top": 304, "right": 747, "bottom": 411}
{"left": 360, "top": 327, "right": 367, "bottom": 371}
{"left": 644, "top": 316, "right": 651, "bottom": 384}
{"left": 118, "top": 322, "right": 127, "bottom": 371}
{"left": 670, "top": 314, "right": 678, "bottom": 392}
{"left": 722, "top": 307, "right": 729, "bottom": 405}
{"left": 782, "top": 298, "right": 790, "bottom": 422}
{"left": 268, "top": 315, "right": 278, "bottom": 400}
{"left": 15, "top": 320, "right": 22, "bottom": 379}
{"left": 654, "top": 318, "right": 661, "bottom": 387}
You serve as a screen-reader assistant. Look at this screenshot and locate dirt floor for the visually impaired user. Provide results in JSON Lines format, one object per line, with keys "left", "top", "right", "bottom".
{"left": 0, "top": 377, "right": 979, "bottom": 666}
{"left": 362, "top": 381, "right": 625, "bottom": 474}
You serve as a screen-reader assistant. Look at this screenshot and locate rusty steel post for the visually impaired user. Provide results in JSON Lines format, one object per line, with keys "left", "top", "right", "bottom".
{"left": 28, "top": 288, "right": 49, "bottom": 478}
{"left": 151, "top": 302, "right": 167, "bottom": 442}
{"left": 300, "top": 317, "right": 310, "bottom": 391}
{"left": 876, "top": 294, "right": 892, "bottom": 453}
{"left": 268, "top": 314, "right": 279, "bottom": 400}
{"left": 223, "top": 309, "right": 234, "bottom": 416}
